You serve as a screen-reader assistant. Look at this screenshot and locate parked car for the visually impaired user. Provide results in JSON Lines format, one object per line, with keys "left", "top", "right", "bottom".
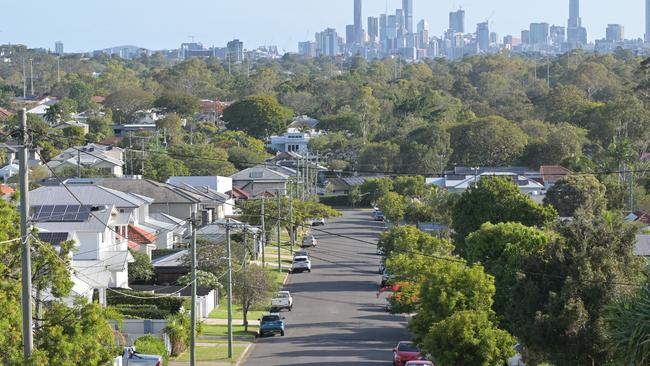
{"left": 294, "top": 249, "right": 309, "bottom": 258}
{"left": 258, "top": 313, "right": 285, "bottom": 337}
{"left": 291, "top": 255, "right": 312, "bottom": 273}
{"left": 378, "top": 260, "right": 386, "bottom": 274}
{"left": 310, "top": 218, "right": 325, "bottom": 226}
{"left": 381, "top": 269, "right": 395, "bottom": 287}
{"left": 405, "top": 361, "right": 434, "bottom": 366}
{"left": 374, "top": 212, "right": 386, "bottom": 222}
{"left": 271, "top": 291, "right": 293, "bottom": 311}
{"left": 393, "top": 342, "right": 422, "bottom": 366}
{"left": 121, "top": 346, "right": 163, "bottom": 366}
{"left": 301, "top": 235, "right": 317, "bottom": 248}
{"left": 508, "top": 344, "right": 526, "bottom": 366}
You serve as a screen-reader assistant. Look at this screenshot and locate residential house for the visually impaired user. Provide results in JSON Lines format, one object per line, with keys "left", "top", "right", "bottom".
{"left": 167, "top": 175, "right": 235, "bottom": 217}
{"left": 230, "top": 165, "right": 289, "bottom": 197}
{"left": 25, "top": 97, "right": 59, "bottom": 121}
{"left": 539, "top": 165, "right": 573, "bottom": 190}
{"left": 0, "top": 164, "right": 19, "bottom": 181}
{"left": 325, "top": 176, "right": 384, "bottom": 196}
{"left": 0, "top": 142, "right": 43, "bottom": 167}
{"left": 0, "top": 107, "right": 14, "bottom": 120}
{"left": 46, "top": 143, "right": 124, "bottom": 177}
{"left": 268, "top": 129, "right": 322, "bottom": 154}
{"left": 426, "top": 167, "right": 545, "bottom": 195}
{"left": 32, "top": 204, "right": 134, "bottom": 303}
{"left": 54, "top": 120, "right": 90, "bottom": 134}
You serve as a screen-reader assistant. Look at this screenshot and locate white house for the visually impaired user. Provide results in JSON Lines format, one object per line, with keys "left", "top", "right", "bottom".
{"left": 167, "top": 176, "right": 235, "bottom": 217}
{"left": 0, "top": 164, "right": 19, "bottom": 181}
{"left": 268, "top": 129, "right": 322, "bottom": 154}
{"left": 47, "top": 143, "right": 124, "bottom": 177}
{"left": 427, "top": 171, "right": 545, "bottom": 195}
{"left": 230, "top": 165, "right": 290, "bottom": 197}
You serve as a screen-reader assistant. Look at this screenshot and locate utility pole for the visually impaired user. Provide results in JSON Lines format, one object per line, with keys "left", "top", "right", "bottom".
{"left": 242, "top": 226, "right": 248, "bottom": 268}
{"left": 29, "top": 59, "right": 34, "bottom": 96}
{"left": 141, "top": 138, "right": 145, "bottom": 175}
{"left": 277, "top": 190, "right": 282, "bottom": 273}
{"left": 190, "top": 212, "right": 197, "bottom": 366}
{"left": 77, "top": 149, "right": 81, "bottom": 178}
{"left": 226, "top": 219, "right": 234, "bottom": 358}
{"left": 57, "top": 56, "right": 61, "bottom": 83}
{"left": 22, "top": 59, "right": 26, "bottom": 98}
{"left": 19, "top": 109, "right": 33, "bottom": 360}
{"left": 261, "top": 196, "right": 266, "bottom": 268}
{"left": 289, "top": 181, "right": 294, "bottom": 254}
{"left": 305, "top": 151, "right": 310, "bottom": 197}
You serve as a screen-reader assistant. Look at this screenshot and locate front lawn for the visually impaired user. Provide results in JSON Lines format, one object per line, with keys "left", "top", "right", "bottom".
{"left": 171, "top": 344, "right": 247, "bottom": 362}
{"left": 201, "top": 324, "right": 259, "bottom": 339}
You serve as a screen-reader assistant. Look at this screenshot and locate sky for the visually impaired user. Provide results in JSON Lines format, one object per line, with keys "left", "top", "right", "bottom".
{"left": 1, "top": 0, "right": 645, "bottom": 53}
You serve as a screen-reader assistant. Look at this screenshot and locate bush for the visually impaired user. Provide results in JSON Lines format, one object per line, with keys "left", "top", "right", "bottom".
{"left": 110, "top": 305, "right": 171, "bottom": 320}
{"left": 134, "top": 335, "right": 168, "bottom": 364}
{"left": 318, "top": 195, "right": 353, "bottom": 207}
{"left": 107, "top": 289, "right": 185, "bottom": 314}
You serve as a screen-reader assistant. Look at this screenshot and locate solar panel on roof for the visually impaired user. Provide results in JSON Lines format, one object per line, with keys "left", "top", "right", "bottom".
{"left": 37, "top": 232, "right": 69, "bottom": 246}
{"left": 31, "top": 205, "right": 93, "bottom": 222}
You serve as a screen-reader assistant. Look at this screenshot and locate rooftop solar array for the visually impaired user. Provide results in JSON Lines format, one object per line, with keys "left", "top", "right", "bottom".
{"left": 37, "top": 232, "right": 69, "bottom": 246}
{"left": 31, "top": 205, "right": 93, "bottom": 222}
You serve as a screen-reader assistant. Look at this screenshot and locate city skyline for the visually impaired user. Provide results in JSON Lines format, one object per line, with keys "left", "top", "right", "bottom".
{"left": 1, "top": 0, "right": 646, "bottom": 53}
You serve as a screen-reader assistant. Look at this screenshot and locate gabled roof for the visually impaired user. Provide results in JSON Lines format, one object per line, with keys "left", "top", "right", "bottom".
{"left": 540, "top": 165, "right": 573, "bottom": 183}
{"left": 152, "top": 250, "right": 187, "bottom": 267}
{"left": 229, "top": 186, "right": 251, "bottom": 200}
{"left": 230, "top": 165, "right": 290, "bottom": 182}
{"left": 0, "top": 184, "right": 14, "bottom": 195}
{"left": 127, "top": 224, "right": 157, "bottom": 245}
{"left": 288, "top": 115, "right": 319, "bottom": 129}
{"left": 30, "top": 185, "right": 147, "bottom": 208}
{"left": 83, "top": 178, "right": 208, "bottom": 204}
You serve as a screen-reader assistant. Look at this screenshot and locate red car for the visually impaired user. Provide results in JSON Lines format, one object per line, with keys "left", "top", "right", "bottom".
{"left": 393, "top": 341, "right": 421, "bottom": 366}
{"left": 405, "top": 361, "right": 434, "bottom": 366}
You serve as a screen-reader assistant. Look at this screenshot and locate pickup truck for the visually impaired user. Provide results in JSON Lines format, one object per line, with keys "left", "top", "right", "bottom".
{"left": 121, "top": 346, "right": 163, "bottom": 366}
{"left": 271, "top": 291, "right": 293, "bottom": 311}
{"left": 258, "top": 313, "right": 285, "bottom": 337}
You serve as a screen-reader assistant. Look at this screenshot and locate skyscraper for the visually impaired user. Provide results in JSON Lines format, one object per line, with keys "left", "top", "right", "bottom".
{"left": 476, "top": 22, "right": 490, "bottom": 52}
{"left": 550, "top": 25, "right": 566, "bottom": 45}
{"left": 226, "top": 39, "right": 244, "bottom": 62}
{"left": 380, "top": 14, "right": 388, "bottom": 43}
{"left": 646, "top": 0, "right": 650, "bottom": 42}
{"left": 402, "top": 0, "right": 414, "bottom": 34}
{"left": 449, "top": 9, "right": 465, "bottom": 34}
{"left": 54, "top": 41, "right": 64, "bottom": 55}
{"left": 530, "top": 23, "right": 550, "bottom": 45}
{"left": 316, "top": 28, "right": 340, "bottom": 57}
{"left": 567, "top": 0, "right": 587, "bottom": 46}
{"left": 354, "top": 0, "right": 363, "bottom": 44}
{"left": 368, "top": 17, "right": 379, "bottom": 43}
{"left": 417, "top": 20, "right": 429, "bottom": 49}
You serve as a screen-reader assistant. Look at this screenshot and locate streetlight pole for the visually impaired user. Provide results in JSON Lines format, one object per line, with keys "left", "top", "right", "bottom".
{"left": 226, "top": 219, "right": 234, "bottom": 358}
{"left": 260, "top": 196, "right": 265, "bottom": 268}
{"left": 19, "top": 109, "right": 33, "bottom": 360}
{"left": 277, "top": 189, "right": 282, "bottom": 273}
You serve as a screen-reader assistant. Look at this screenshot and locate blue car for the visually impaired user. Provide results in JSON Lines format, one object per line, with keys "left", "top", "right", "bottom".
{"left": 258, "top": 313, "right": 285, "bottom": 337}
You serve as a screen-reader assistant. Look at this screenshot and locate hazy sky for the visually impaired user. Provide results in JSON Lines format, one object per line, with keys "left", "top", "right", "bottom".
{"left": 2, "top": 0, "right": 645, "bottom": 53}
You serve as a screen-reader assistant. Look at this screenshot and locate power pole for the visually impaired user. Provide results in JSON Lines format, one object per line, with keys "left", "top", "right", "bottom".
{"left": 190, "top": 212, "right": 197, "bottom": 366}
{"left": 260, "top": 196, "right": 266, "bottom": 268}
{"left": 29, "top": 59, "right": 34, "bottom": 96}
{"left": 277, "top": 190, "right": 282, "bottom": 273}
{"left": 141, "top": 138, "right": 145, "bottom": 175}
{"left": 242, "top": 226, "right": 248, "bottom": 268}
{"left": 57, "top": 56, "right": 61, "bottom": 83}
{"left": 226, "top": 219, "right": 234, "bottom": 358}
{"left": 22, "top": 59, "right": 26, "bottom": 98}
{"left": 289, "top": 182, "right": 294, "bottom": 254}
{"left": 19, "top": 109, "right": 33, "bottom": 359}
{"left": 305, "top": 152, "right": 310, "bottom": 197}
{"left": 77, "top": 149, "right": 81, "bottom": 178}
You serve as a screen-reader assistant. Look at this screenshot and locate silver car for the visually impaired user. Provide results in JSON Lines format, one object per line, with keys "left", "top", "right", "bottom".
{"left": 301, "top": 235, "right": 317, "bottom": 248}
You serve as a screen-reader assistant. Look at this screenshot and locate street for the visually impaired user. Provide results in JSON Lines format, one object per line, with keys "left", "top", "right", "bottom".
{"left": 245, "top": 209, "right": 410, "bottom": 366}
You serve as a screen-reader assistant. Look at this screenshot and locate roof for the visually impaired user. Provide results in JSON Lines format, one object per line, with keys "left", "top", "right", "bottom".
{"left": 34, "top": 205, "right": 115, "bottom": 233}
{"left": 0, "top": 164, "right": 19, "bottom": 173}
{"left": 288, "top": 115, "right": 319, "bottom": 129}
{"left": 91, "top": 96, "right": 106, "bottom": 104}
{"left": 152, "top": 250, "right": 187, "bottom": 267}
{"left": 30, "top": 185, "right": 147, "bottom": 208}
{"left": 231, "top": 165, "right": 290, "bottom": 182}
{"left": 0, "top": 184, "right": 14, "bottom": 195}
{"left": 540, "top": 165, "right": 573, "bottom": 183}
{"left": 636, "top": 235, "right": 650, "bottom": 257}
{"left": 81, "top": 178, "right": 208, "bottom": 204}
{"left": 628, "top": 211, "right": 650, "bottom": 225}
{"left": 229, "top": 186, "right": 251, "bottom": 199}
{"left": 37, "top": 232, "right": 72, "bottom": 246}
{"left": 452, "top": 166, "right": 534, "bottom": 176}
{"left": 327, "top": 176, "right": 383, "bottom": 190}
{"left": 127, "top": 224, "right": 157, "bottom": 245}
{"left": 0, "top": 107, "right": 14, "bottom": 119}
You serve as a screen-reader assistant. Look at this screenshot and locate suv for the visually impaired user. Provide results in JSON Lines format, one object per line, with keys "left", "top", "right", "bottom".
{"left": 301, "top": 235, "right": 317, "bottom": 248}
{"left": 310, "top": 218, "right": 325, "bottom": 226}
{"left": 294, "top": 249, "right": 309, "bottom": 258}
{"left": 291, "top": 255, "right": 312, "bottom": 273}
{"left": 259, "top": 313, "right": 285, "bottom": 337}
{"left": 271, "top": 291, "right": 293, "bottom": 311}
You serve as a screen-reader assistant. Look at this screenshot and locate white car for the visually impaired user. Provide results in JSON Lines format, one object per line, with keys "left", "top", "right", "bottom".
{"left": 291, "top": 255, "right": 312, "bottom": 273}
{"left": 122, "top": 347, "right": 163, "bottom": 366}
{"left": 271, "top": 291, "right": 293, "bottom": 311}
{"left": 310, "top": 218, "right": 325, "bottom": 226}
{"left": 301, "top": 235, "right": 317, "bottom": 248}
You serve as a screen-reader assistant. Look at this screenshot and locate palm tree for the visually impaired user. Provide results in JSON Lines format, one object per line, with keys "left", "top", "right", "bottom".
{"left": 605, "top": 283, "right": 650, "bottom": 365}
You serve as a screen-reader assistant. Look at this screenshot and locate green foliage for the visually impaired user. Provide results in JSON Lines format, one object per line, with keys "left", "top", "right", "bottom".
{"left": 144, "top": 152, "right": 189, "bottom": 182}
{"left": 359, "top": 177, "right": 394, "bottom": 205}
{"left": 544, "top": 175, "right": 607, "bottom": 217}
{"left": 233, "top": 265, "right": 274, "bottom": 332}
{"left": 376, "top": 192, "right": 406, "bottom": 224}
{"left": 227, "top": 146, "right": 268, "bottom": 170}
{"left": 177, "top": 270, "right": 221, "bottom": 289}
{"left": 107, "top": 288, "right": 185, "bottom": 314}
{"left": 423, "top": 310, "right": 516, "bottom": 366}
{"left": 167, "top": 144, "right": 236, "bottom": 176}
{"left": 62, "top": 125, "right": 85, "bottom": 145}
{"left": 154, "top": 91, "right": 200, "bottom": 116}
{"left": 111, "top": 304, "right": 170, "bottom": 319}
{"left": 393, "top": 176, "right": 427, "bottom": 199}
{"left": 155, "top": 113, "right": 183, "bottom": 145}
{"left": 605, "top": 282, "right": 650, "bottom": 365}
{"left": 520, "top": 121, "right": 588, "bottom": 168}
{"left": 451, "top": 177, "right": 558, "bottom": 252}
{"left": 357, "top": 141, "right": 400, "bottom": 173}
{"left": 128, "top": 249, "right": 155, "bottom": 283}
{"left": 164, "top": 310, "right": 192, "bottom": 356}
{"left": 105, "top": 88, "right": 155, "bottom": 123}
{"left": 380, "top": 225, "right": 454, "bottom": 258}
{"left": 223, "top": 95, "right": 293, "bottom": 138}
{"left": 134, "top": 335, "right": 168, "bottom": 363}
{"left": 450, "top": 116, "right": 528, "bottom": 166}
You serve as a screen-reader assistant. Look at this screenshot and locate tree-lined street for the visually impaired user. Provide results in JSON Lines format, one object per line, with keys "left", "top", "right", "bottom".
{"left": 245, "top": 210, "right": 409, "bottom": 366}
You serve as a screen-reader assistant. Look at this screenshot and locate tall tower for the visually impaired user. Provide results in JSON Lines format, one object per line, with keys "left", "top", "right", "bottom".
{"left": 646, "top": 0, "right": 650, "bottom": 42}
{"left": 402, "top": 0, "right": 414, "bottom": 34}
{"left": 354, "top": 0, "right": 363, "bottom": 44}
{"left": 449, "top": 9, "right": 465, "bottom": 34}
{"left": 568, "top": 0, "right": 580, "bottom": 28}
{"left": 567, "top": 0, "right": 587, "bottom": 46}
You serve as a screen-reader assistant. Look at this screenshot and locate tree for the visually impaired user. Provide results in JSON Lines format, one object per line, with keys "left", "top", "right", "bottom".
{"left": 232, "top": 265, "right": 274, "bottom": 332}
{"left": 605, "top": 282, "right": 650, "bottom": 365}
{"left": 154, "top": 92, "right": 200, "bottom": 116}
{"left": 450, "top": 116, "right": 528, "bottom": 166}
{"left": 44, "top": 99, "right": 77, "bottom": 124}
{"left": 223, "top": 95, "right": 293, "bottom": 138}
{"left": 508, "top": 212, "right": 646, "bottom": 365}
{"left": 128, "top": 249, "right": 154, "bottom": 283}
{"left": 359, "top": 177, "right": 394, "bottom": 206}
{"left": 451, "top": 177, "right": 557, "bottom": 252}
{"left": 399, "top": 125, "right": 452, "bottom": 175}
{"left": 353, "top": 86, "right": 381, "bottom": 141}
{"left": 144, "top": 153, "right": 189, "bottom": 182}
{"left": 376, "top": 192, "right": 406, "bottom": 224}
{"left": 168, "top": 144, "right": 236, "bottom": 176}
{"left": 357, "top": 142, "right": 400, "bottom": 173}
{"left": 86, "top": 113, "right": 114, "bottom": 142}
{"left": 227, "top": 146, "right": 268, "bottom": 170}
{"left": 544, "top": 175, "right": 607, "bottom": 217}
{"left": 380, "top": 226, "right": 454, "bottom": 259}
{"left": 155, "top": 113, "right": 183, "bottom": 145}
{"left": 424, "top": 310, "right": 516, "bottom": 366}
{"left": 105, "top": 88, "right": 155, "bottom": 123}
{"left": 520, "top": 121, "right": 588, "bottom": 168}
{"left": 62, "top": 125, "right": 86, "bottom": 145}
{"left": 465, "top": 222, "right": 551, "bottom": 317}
{"left": 393, "top": 176, "right": 427, "bottom": 199}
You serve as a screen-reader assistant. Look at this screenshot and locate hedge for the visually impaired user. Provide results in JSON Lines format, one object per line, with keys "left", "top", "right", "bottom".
{"left": 107, "top": 289, "right": 185, "bottom": 314}
{"left": 134, "top": 335, "right": 168, "bottom": 364}
{"left": 318, "top": 195, "right": 354, "bottom": 207}
{"left": 110, "top": 305, "right": 171, "bottom": 320}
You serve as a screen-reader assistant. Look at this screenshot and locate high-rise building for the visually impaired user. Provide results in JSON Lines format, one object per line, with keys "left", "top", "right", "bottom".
{"left": 226, "top": 39, "right": 244, "bottom": 62}
{"left": 368, "top": 17, "right": 379, "bottom": 43}
{"left": 646, "top": 0, "right": 650, "bottom": 42}
{"left": 298, "top": 41, "right": 316, "bottom": 58}
{"left": 402, "top": 0, "right": 414, "bottom": 34}
{"left": 550, "top": 25, "right": 566, "bottom": 45}
{"left": 476, "top": 22, "right": 490, "bottom": 52}
{"left": 606, "top": 24, "right": 624, "bottom": 42}
{"left": 54, "top": 41, "right": 64, "bottom": 55}
{"left": 354, "top": 0, "right": 363, "bottom": 44}
{"left": 521, "top": 30, "right": 531, "bottom": 45}
{"left": 489, "top": 32, "right": 498, "bottom": 46}
{"left": 396, "top": 9, "right": 406, "bottom": 37}
{"left": 380, "top": 14, "right": 388, "bottom": 43}
{"left": 530, "top": 23, "right": 550, "bottom": 45}
{"left": 449, "top": 9, "right": 465, "bottom": 34}
{"left": 346, "top": 25, "right": 356, "bottom": 46}
{"left": 417, "top": 20, "right": 429, "bottom": 49}
{"left": 567, "top": 0, "right": 587, "bottom": 46}
{"left": 316, "top": 28, "right": 340, "bottom": 57}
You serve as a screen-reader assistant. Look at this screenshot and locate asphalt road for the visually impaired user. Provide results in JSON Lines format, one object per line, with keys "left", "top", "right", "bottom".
{"left": 245, "top": 209, "right": 410, "bottom": 366}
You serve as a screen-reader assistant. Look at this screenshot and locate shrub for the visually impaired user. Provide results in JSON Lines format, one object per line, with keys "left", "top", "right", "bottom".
{"left": 110, "top": 305, "right": 171, "bottom": 320}
{"left": 107, "top": 289, "right": 185, "bottom": 314}
{"left": 134, "top": 335, "right": 168, "bottom": 364}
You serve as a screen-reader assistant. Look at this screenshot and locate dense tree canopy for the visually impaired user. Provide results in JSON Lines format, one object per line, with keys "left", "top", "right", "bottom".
{"left": 223, "top": 95, "right": 293, "bottom": 138}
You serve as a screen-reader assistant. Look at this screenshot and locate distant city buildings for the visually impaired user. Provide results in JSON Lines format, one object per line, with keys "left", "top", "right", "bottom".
{"left": 606, "top": 24, "right": 624, "bottom": 42}
{"left": 54, "top": 41, "right": 64, "bottom": 56}
{"left": 227, "top": 39, "right": 244, "bottom": 63}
